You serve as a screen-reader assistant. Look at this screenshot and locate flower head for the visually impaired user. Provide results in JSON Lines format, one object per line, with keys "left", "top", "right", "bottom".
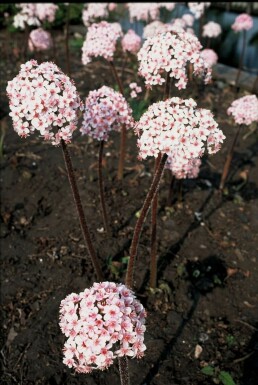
{"left": 59, "top": 282, "right": 146, "bottom": 373}
{"left": 202, "top": 21, "right": 222, "bottom": 38}
{"left": 166, "top": 154, "right": 202, "bottom": 179}
{"left": 82, "top": 21, "right": 122, "bottom": 65}
{"left": 121, "top": 29, "right": 142, "bottom": 55}
{"left": 36, "top": 3, "right": 58, "bottom": 23}
{"left": 127, "top": 3, "right": 160, "bottom": 22}
{"left": 80, "top": 86, "right": 134, "bottom": 141}
{"left": 227, "top": 95, "right": 258, "bottom": 125}
{"left": 6, "top": 60, "right": 82, "bottom": 145}
{"left": 200, "top": 49, "right": 218, "bottom": 68}
{"left": 82, "top": 3, "right": 109, "bottom": 26}
{"left": 135, "top": 97, "right": 225, "bottom": 160}
{"left": 231, "top": 13, "right": 253, "bottom": 32}
{"left": 138, "top": 30, "right": 211, "bottom": 89}
{"left": 28, "top": 28, "right": 53, "bottom": 52}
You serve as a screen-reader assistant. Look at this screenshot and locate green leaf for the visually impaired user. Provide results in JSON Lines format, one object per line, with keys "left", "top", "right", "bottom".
{"left": 219, "top": 371, "right": 236, "bottom": 385}
{"left": 201, "top": 366, "right": 215, "bottom": 376}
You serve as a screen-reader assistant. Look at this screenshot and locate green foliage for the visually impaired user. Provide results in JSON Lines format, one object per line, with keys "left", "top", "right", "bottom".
{"left": 130, "top": 99, "right": 149, "bottom": 121}
{"left": 219, "top": 371, "right": 236, "bottom": 385}
{"left": 69, "top": 36, "right": 84, "bottom": 50}
{"left": 201, "top": 366, "right": 236, "bottom": 385}
{"left": 201, "top": 366, "right": 215, "bottom": 376}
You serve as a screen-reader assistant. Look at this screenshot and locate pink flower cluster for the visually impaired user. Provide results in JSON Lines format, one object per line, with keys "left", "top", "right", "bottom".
{"left": 36, "top": 3, "right": 59, "bottom": 23}
{"left": 6, "top": 60, "right": 82, "bottom": 145}
{"left": 138, "top": 30, "right": 212, "bottom": 89}
{"left": 129, "top": 82, "right": 142, "bottom": 98}
{"left": 59, "top": 282, "right": 146, "bottom": 373}
{"left": 143, "top": 21, "right": 168, "bottom": 39}
{"left": 231, "top": 13, "right": 253, "bottom": 32}
{"left": 200, "top": 49, "right": 218, "bottom": 68}
{"left": 127, "top": 3, "right": 160, "bottom": 22}
{"left": 202, "top": 21, "right": 222, "bottom": 38}
{"left": 13, "top": 3, "right": 58, "bottom": 29}
{"left": 121, "top": 29, "right": 142, "bottom": 55}
{"left": 80, "top": 86, "right": 134, "bottom": 141}
{"left": 181, "top": 14, "right": 195, "bottom": 27}
{"left": 13, "top": 4, "right": 41, "bottom": 29}
{"left": 28, "top": 28, "right": 53, "bottom": 52}
{"left": 227, "top": 95, "right": 258, "bottom": 125}
{"left": 188, "top": 2, "right": 211, "bottom": 19}
{"left": 82, "top": 3, "right": 109, "bottom": 26}
{"left": 166, "top": 154, "right": 202, "bottom": 179}
{"left": 135, "top": 97, "right": 225, "bottom": 160}
{"left": 82, "top": 21, "right": 122, "bottom": 65}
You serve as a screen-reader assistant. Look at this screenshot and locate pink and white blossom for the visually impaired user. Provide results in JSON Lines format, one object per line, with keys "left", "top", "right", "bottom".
{"left": 202, "top": 21, "right": 222, "bottom": 38}
{"left": 200, "top": 49, "right": 218, "bottom": 68}
{"left": 166, "top": 154, "right": 202, "bottom": 179}
{"left": 36, "top": 3, "right": 58, "bottom": 23}
{"left": 121, "top": 29, "right": 142, "bottom": 55}
{"left": 59, "top": 282, "right": 146, "bottom": 372}
{"left": 138, "top": 30, "right": 211, "bottom": 89}
{"left": 28, "top": 28, "right": 53, "bottom": 52}
{"left": 127, "top": 3, "right": 160, "bottom": 22}
{"left": 135, "top": 97, "right": 225, "bottom": 160}
{"left": 80, "top": 86, "right": 134, "bottom": 141}
{"left": 143, "top": 21, "right": 168, "bottom": 39}
{"left": 129, "top": 82, "right": 142, "bottom": 98}
{"left": 6, "top": 60, "right": 82, "bottom": 145}
{"left": 231, "top": 13, "right": 253, "bottom": 32}
{"left": 82, "top": 21, "right": 122, "bottom": 65}
{"left": 227, "top": 95, "right": 258, "bottom": 125}
{"left": 82, "top": 3, "right": 109, "bottom": 26}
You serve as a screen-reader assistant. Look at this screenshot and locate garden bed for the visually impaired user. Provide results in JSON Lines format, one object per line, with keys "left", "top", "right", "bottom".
{"left": 1, "top": 28, "right": 258, "bottom": 385}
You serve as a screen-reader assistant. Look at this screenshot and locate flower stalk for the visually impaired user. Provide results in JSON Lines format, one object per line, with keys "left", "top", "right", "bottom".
{"left": 61, "top": 139, "right": 104, "bottom": 281}
{"left": 219, "top": 124, "right": 242, "bottom": 190}
{"left": 126, "top": 153, "right": 168, "bottom": 288}
{"left": 109, "top": 60, "right": 127, "bottom": 180}
{"left": 98, "top": 140, "right": 111, "bottom": 235}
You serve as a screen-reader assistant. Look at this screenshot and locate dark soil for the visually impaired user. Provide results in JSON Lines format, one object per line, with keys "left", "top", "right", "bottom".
{"left": 1, "top": 30, "right": 258, "bottom": 385}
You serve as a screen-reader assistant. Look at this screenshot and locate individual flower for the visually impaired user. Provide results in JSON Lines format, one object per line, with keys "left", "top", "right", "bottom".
{"left": 121, "top": 29, "right": 142, "bottom": 55}
{"left": 227, "top": 95, "right": 258, "bottom": 125}
{"left": 200, "top": 48, "right": 218, "bottom": 67}
{"left": 6, "top": 60, "right": 82, "bottom": 145}
{"left": 126, "top": 3, "right": 160, "bottom": 22}
{"left": 80, "top": 86, "right": 134, "bottom": 141}
{"left": 137, "top": 30, "right": 211, "bottom": 90}
{"left": 135, "top": 97, "right": 225, "bottom": 160}
{"left": 129, "top": 82, "right": 142, "bottom": 98}
{"left": 82, "top": 21, "right": 123, "bottom": 65}
{"left": 28, "top": 28, "right": 53, "bottom": 52}
{"left": 82, "top": 3, "right": 109, "bottom": 26}
{"left": 188, "top": 2, "right": 211, "bottom": 19}
{"left": 202, "top": 21, "right": 222, "bottom": 38}
{"left": 166, "top": 154, "right": 202, "bottom": 179}
{"left": 231, "top": 13, "right": 253, "bottom": 32}
{"left": 59, "top": 282, "right": 146, "bottom": 373}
